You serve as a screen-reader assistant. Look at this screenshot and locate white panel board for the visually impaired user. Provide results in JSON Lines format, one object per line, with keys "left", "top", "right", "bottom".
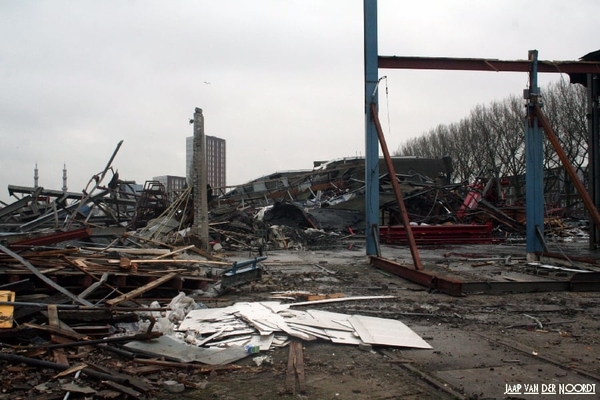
{"left": 348, "top": 315, "right": 432, "bottom": 349}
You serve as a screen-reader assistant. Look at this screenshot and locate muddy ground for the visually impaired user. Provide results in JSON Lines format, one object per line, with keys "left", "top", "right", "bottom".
{"left": 2, "top": 240, "right": 599, "bottom": 399}
{"left": 156, "top": 240, "right": 600, "bottom": 400}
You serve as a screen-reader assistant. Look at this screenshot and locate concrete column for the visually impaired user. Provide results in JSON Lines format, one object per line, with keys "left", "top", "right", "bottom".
{"left": 192, "top": 108, "right": 209, "bottom": 251}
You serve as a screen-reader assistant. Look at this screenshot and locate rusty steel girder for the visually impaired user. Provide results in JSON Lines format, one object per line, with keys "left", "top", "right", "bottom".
{"left": 370, "top": 256, "right": 600, "bottom": 296}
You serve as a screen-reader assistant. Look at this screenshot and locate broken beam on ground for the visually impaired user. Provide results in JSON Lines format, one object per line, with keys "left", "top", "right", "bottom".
{"left": 9, "top": 228, "right": 92, "bottom": 249}
{"left": 370, "top": 256, "right": 600, "bottom": 295}
{"left": 104, "top": 272, "right": 178, "bottom": 306}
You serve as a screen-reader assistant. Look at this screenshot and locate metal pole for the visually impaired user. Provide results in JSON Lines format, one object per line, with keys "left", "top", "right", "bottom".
{"left": 525, "top": 50, "right": 544, "bottom": 259}
{"left": 364, "top": 0, "right": 379, "bottom": 256}
{"left": 588, "top": 75, "right": 600, "bottom": 249}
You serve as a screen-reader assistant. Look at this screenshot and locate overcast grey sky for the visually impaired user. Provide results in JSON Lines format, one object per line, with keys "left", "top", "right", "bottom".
{"left": 1, "top": 0, "right": 598, "bottom": 203}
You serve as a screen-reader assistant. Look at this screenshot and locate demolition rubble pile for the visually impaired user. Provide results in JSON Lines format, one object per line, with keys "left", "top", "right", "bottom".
{"left": 2, "top": 153, "right": 587, "bottom": 253}
{"left": 0, "top": 237, "right": 433, "bottom": 398}
{"left": 0, "top": 147, "right": 593, "bottom": 397}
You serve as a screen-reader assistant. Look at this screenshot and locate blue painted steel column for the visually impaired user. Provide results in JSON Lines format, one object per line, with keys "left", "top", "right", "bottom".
{"left": 364, "top": 0, "right": 379, "bottom": 255}
{"left": 588, "top": 74, "right": 600, "bottom": 249}
{"left": 525, "top": 50, "right": 544, "bottom": 258}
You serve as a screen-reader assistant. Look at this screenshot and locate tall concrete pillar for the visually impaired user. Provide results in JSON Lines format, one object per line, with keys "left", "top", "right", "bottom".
{"left": 192, "top": 108, "right": 209, "bottom": 251}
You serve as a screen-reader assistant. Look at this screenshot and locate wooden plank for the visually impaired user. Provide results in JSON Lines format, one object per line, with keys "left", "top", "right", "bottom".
{"left": 285, "top": 341, "right": 306, "bottom": 394}
{"left": 0, "top": 244, "right": 93, "bottom": 307}
{"left": 102, "top": 381, "right": 142, "bottom": 399}
{"left": 306, "top": 293, "right": 344, "bottom": 301}
{"left": 293, "top": 341, "right": 306, "bottom": 393}
{"left": 106, "top": 259, "right": 229, "bottom": 266}
{"left": 48, "top": 304, "right": 69, "bottom": 366}
{"left": 105, "top": 272, "right": 177, "bottom": 306}
{"left": 132, "top": 358, "right": 244, "bottom": 372}
{"left": 155, "top": 245, "right": 195, "bottom": 259}
{"left": 23, "top": 322, "right": 88, "bottom": 341}
{"left": 87, "top": 362, "right": 154, "bottom": 393}
{"left": 285, "top": 341, "right": 297, "bottom": 394}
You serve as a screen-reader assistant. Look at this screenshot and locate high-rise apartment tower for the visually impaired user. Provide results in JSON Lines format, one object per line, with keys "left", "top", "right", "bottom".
{"left": 186, "top": 135, "right": 226, "bottom": 190}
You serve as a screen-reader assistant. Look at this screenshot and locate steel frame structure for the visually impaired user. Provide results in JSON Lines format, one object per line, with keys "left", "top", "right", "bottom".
{"left": 363, "top": 0, "right": 600, "bottom": 294}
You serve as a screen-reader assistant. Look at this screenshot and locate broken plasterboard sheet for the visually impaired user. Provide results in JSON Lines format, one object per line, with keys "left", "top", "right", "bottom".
{"left": 196, "top": 328, "right": 226, "bottom": 346}
{"left": 307, "top": 309, "right": 355, "bottom": 330}
{"left": 205, "top": 334, "right": 253, "bottom": 348}
{"left": 177, "top": 306, "right": 246, "bottom": 332}
{"left": 234, "top": 303, "right": 271, "bottom": 316}
{"left": 284, "top": 309, "right": 355, "bottom": 331}
{"left": 247, "top": 333, "right": 275, "bottom": 351}
{"left": 286, "top": 316, "right": 353, "bottom": 332}
{"left": 195, "top": 344, "right": 251, "bottom": 365}
{"left": 176, "top": 320, "right": 249, "bottom": 335}
{"left": 246, "top": 318, "right": 278, "bottom": 335}
{"left": 271, "top": 334, "right": 290, "bottom": 347}
{"left": 232, "top": 301, "right": 318, "bottom": 341}
{"left": 235, "top": 302, "right": 281, "bottom": 334}
{"left": 287, "top": 323, "right": 333, "bottom": 341}
{"left": 324, "top": 329, "right": 363, "bottom": 345}
{"left": 123, "top": 335, "right": 224, "bottom": 363}
{"left": 348, "top": 315, "right": 432, "bottom": 349}
{"left": 254, "top": 301, "right": 291, "bottom": 314}
{"left": 267, "top": 311, "right": 317, "bottom": 341}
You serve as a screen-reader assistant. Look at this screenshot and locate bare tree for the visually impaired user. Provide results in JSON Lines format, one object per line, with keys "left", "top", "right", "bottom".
{"left": 395, "top": 80, "right": 588, "bottom": 208}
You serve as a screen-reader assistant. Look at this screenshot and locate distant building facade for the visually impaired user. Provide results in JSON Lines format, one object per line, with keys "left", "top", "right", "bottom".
{"left": 152, "top": 175, "right": 187, "bottom": 201}
{"left": 186, "top": 135, "right": 226, "bottom": 191}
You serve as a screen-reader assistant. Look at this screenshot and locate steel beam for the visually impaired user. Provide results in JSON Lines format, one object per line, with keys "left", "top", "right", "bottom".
{"left": 370, "top": 256, "right": 464, "bottom": 296}
{"left": 370, "top": 256, "right": 600, "bottom": 296}
{"left": 8, "top": 185, "right": 84, "bottom": 200}
{"left": 371, "top": 104, "right": 423, "bottom": 269}
{"left": 525, "top": 50, "right": 544, "bottom": 257}
{"left": 364, "top": 0, "right": 379, "bottom": 256}
{"left": 534, "top": 102, "right": 600, "bottom": 232}
{"left": 9, "top": 227, "right": 92, "bottom": 249}
{"left": 0, "top": 195, "right": 33, "bottom": 219}
{"left": 379, "top": 56, "right": 600, "bottom": 74}
{"left": 589, "top": 75, "right": 600, "bottom": 249}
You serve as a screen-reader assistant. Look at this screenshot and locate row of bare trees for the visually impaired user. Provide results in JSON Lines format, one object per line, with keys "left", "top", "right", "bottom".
{"left": 395, "top": 79, "right": 588, "bottom": 205}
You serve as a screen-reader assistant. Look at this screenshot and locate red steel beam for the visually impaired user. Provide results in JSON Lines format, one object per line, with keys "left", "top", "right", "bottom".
{"left": 379, "top": 56, "right": 600, "bottom": 74}
{"left": 371, "top": 255, "right": 600, "bottom": 295}
{"left": 534, "top": 103, "right": 600, "bottom": 232}
{"left": 9, "top": 228, "right": 92, "bottom": 249}
{"left": 371, "top": 103, "right": 423, "bottom": 270}
{"left": 370, "top": 256, "right": 464, "bottom": 296}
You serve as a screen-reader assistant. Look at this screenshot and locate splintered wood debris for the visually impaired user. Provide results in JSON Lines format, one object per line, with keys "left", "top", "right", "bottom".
{"left": 122, "top": 298, "right": 431, "bottom": 366}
